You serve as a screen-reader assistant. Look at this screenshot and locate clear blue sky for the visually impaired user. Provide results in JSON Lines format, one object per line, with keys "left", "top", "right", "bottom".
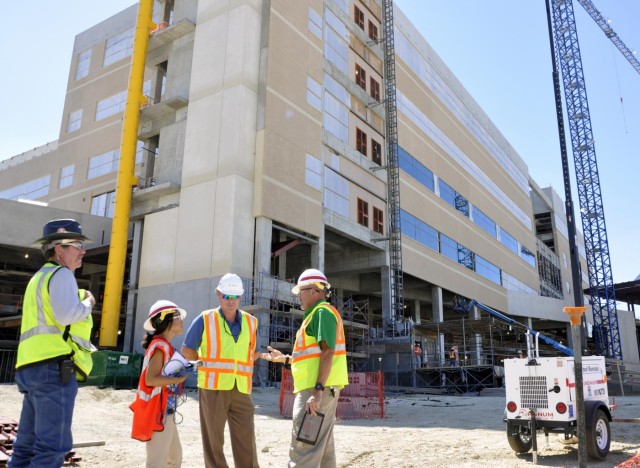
{"left": 1, "top": 2, "right": 638, "bottom": 283}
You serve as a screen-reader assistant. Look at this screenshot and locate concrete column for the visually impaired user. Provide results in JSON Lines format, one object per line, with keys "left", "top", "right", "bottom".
{"left": 413, "top": 299, "right": 421, "bottom": 325}
{"left": 253, "top": 217, "right": 272, "bottom": 386}
{"left": 470, "top": 304, "right": 483, "bottom": 365}
{"left": 310, "top": 235, "right": 324, "bottom": 271}
{"left": 431, "top": 286, "right": 444, "bottom": 365}
{"left": 123, "top": 220, "right": 144, "bottom": 353}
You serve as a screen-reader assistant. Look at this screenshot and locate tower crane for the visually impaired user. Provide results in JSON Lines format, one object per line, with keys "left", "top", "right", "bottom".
{"left": 549, "top": 0, "right": 639, "bottom": 359}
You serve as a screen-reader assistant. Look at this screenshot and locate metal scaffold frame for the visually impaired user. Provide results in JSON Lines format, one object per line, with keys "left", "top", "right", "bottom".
{"left": 381, "top": 0, "right": 404, "bottom": 325}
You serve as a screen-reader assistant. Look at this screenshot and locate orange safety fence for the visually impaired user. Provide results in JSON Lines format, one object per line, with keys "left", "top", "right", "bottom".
{"left": 617, "top": 453, "right": 640, "bottom": 468}
{"left": 279, "top": 369, "right": 385, "bottom": 419}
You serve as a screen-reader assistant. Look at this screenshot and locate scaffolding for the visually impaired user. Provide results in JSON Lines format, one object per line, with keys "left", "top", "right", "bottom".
{"left": 252, "top": 273, "right": 371, "bottom": 384}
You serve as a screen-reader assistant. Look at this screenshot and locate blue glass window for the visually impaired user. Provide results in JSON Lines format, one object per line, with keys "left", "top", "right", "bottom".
{"left": 398, "top": 145, "right": 434, "bottom": 192}
{"left": 499, "top": 227, "right": 518, "bottom": 254}
{"left": 476, "top": 255, "right": 502, "bottom": 285}
{"left": 401, "top": 210, "right": 438, "bottom": 251}
{"left": 520, "top": 246, "right": 536, "bottom": 268}
{"left": 440, "top": 234, "right": 458, "bottom": 262}
{"left": 473, "top": 207, "right": 497, "bottom": 237}
{"left": 439, "top": 179, "right": 469, "bottom": 217}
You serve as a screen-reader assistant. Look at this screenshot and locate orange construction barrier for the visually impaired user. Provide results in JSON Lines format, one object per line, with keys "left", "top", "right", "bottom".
{"left": 279, "top": 369, "right": 385, "bottom": 419}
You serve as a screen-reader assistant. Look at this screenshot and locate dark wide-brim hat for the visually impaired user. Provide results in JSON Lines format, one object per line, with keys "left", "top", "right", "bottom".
{"left": 32, "top": 219, "right": 93, "bottom": 247}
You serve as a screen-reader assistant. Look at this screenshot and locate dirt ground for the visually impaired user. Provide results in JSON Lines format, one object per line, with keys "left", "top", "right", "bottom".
{"left": 1, "top": 384, "right": 639, "bottom": 467}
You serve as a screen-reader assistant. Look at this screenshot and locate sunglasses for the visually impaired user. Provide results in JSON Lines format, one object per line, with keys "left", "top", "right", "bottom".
{"left": 221, "top": 294, "right": 241, "bottom": 300}
{"left": 61, "top": 242, "right": 85, "bottom": 250}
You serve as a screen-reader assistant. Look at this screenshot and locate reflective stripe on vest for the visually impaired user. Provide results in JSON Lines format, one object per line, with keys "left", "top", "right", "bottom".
{"left": 131, "top": 339, "right": 172, "bottom": 441}
{"left": 291, "top": 302, "right": 349, "bottom": 393}
{"left": 136, "top": 340, "right": 172, "bottom": 402}
{"left": 16, "top": 264, "right": 74, "bottom": 369}
{"left": 197, "top": 309, "right": 257, "bottom": 393}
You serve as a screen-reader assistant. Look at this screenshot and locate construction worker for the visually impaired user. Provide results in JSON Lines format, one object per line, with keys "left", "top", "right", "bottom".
{"left": 263, "top": 268, "right": 349, "bottom": 468}
{"left": 181, "top": 273, "right": 260, "bottom": 468}
{"left": 130, "top": 300, "right": 188, "bottom": 467}
{"left": 10, "top": 219, "right": 96, "bottom": 468}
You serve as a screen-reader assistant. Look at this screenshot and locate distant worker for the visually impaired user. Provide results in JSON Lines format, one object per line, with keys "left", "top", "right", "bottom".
{"left": 517, "top": 349, "right": 525, "bottom": 359}
{"left": 449, "top": 347, "right": 458, "bottom": 367}
{"left": 414, "top": 342, "right": 422, "bottom": 368}
{"left": 263, "top": 268, "right": 349, "bottom": 468}
{"left": 130, "top": 300, "right": 189, "bottom": 467}
{"left": 181, "top": 273, "right": 261, "bottom": 468}
{"left": 10, "top": 219, "right": 96, "bottom": 468}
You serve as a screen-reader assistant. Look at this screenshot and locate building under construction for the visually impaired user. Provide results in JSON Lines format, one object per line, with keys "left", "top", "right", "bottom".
{"left": 1, "top": 0, "right": 639, "bottom": 389}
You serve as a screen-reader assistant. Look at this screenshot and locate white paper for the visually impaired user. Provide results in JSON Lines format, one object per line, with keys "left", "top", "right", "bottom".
{"left": 162, "top": 350, "right": 190, "bottom": 376}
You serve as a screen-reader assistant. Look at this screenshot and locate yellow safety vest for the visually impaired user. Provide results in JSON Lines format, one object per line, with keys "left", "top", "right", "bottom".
{"left": 16, "top": 263, "right": 95, "bottom": 381}
{"left": 197, "top": 309, "right": 257, "bottom": 394}
{"left": 291, "top": 302, "right": 348, "bottom": 393}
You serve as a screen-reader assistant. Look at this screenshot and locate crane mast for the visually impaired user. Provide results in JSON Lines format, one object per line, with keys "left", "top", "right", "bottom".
{"left": 550, "top": 0, "right": 621, "bottom": 359}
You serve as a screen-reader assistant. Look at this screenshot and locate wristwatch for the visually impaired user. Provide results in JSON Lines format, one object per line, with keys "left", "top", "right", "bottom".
{"left": 315, "top": 382, "right": 325, "bottom": 391}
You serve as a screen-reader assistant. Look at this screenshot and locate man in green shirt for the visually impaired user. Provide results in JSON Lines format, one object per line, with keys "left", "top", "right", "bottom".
{"left": 264, "top": 268, "right": 348, "bottom": 467}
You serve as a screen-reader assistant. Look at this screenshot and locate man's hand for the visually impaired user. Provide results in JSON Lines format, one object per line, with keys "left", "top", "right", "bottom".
{"left": 84, "top": 290, "right": 96, "bottom": 308}
{"left": 306, "top": 390, "right": 323, "bottom": 416}
{"left": 261, "top": 346, "right": 288, "bottom": 363}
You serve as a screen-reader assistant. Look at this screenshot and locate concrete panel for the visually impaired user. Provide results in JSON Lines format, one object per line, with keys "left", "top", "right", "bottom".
{"left": 0, "top": 199, "right": 112, "bottom": 249}
{"left": 138, "top": 208, "right": 179, "bottom": 287}
{"left": 174, "top": 182, "right": 216, "bottom": 281}
{"left": 209, "top": 175, "right": 255, "bottom": 279}
{"left": 507, "top": 291, "right": 573, "bottom": 323}
{"left": 218, "top": 85, "right": 258, "bottom": 179}
{"left": 181, "top": 93, "right": 223, "bottom": 186}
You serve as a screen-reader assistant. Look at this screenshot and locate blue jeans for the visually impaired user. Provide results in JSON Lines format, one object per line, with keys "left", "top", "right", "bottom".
{"left": 9, "top": 361, "right": 78, "bottom": 468}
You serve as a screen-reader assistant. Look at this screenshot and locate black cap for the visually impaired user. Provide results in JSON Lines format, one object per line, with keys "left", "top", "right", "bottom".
{"left": 32, "top": 219, "right": 92, "bottom": 247}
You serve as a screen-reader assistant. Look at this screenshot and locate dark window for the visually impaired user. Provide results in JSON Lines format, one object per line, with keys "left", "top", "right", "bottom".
{"left": 373, "top": 207, "right": 384, "bottom": 234}
{"left": 370, "top": 77, "right": 380, "bottom": 101}
{"left": 368, "top": 20, "right": 378, "bottom": 42}
{"left": 371, "top": 139, "right": 382, "bottom": 165}
{"left": 357, "top": 198, "right": 369, "bottom": 227}
{"left": 355, "top": 64, "right": 367, "bottom": 90}
{"left": 354, "top": 6, "right": 365, "bottom": 30}
{"left": 356, "top": 128, "right": 367, "bottom": 156}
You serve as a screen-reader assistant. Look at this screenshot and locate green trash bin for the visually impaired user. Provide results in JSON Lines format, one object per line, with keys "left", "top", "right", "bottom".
{"left": 84, "top": 351, "right": 143, "bottom": 389}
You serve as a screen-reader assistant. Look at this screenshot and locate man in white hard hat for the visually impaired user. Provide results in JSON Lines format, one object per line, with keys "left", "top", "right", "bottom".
{"left": 263, "top": 268, "right": 349, "bottom": 467}
{"left": 181, "top": 273, "right": 261, "bottom": 468}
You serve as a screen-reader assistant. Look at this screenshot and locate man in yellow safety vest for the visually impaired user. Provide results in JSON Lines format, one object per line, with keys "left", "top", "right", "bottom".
{"left": 181, "top": 273, "right": 261, "bottom": 468}
{"left": 10, "top": 219, "right": 96, "bottom": 468}
{"left": 264, "top": 268, "right": 349, "bottom": 468}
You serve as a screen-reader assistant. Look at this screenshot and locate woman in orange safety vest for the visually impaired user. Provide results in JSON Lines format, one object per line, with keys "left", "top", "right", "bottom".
{"left": 130, "top": 300, "right": 188, "bottom": 467}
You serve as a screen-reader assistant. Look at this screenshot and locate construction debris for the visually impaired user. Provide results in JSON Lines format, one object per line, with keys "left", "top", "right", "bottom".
{"left": 0, "top": 418, "right": 83, "bottom": 466}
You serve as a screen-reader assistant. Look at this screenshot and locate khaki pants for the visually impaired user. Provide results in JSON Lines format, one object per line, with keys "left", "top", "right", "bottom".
{"left": 146, "top": 415, "right": 182, "bottom": 467}
{"left": 199, "top": 386, "right": 259, "bottom": 468}
{"left": 289, "top": 387, "right": 340, "bottom": 468}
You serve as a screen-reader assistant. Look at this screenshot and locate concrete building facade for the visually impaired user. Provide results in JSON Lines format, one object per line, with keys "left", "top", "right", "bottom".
{"left": 1, "top": 0, "right": 637, "bottom": 383}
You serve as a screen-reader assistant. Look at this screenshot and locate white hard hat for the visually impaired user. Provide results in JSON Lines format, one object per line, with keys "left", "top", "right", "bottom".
{"left": 216, "top": 273, "right": 245, "bottom": 296}
{"left": 292, "top": 268, "right": 330, "bottom": 294}
{"left": 144, "top": 300, "right": 187, "bottom": 331}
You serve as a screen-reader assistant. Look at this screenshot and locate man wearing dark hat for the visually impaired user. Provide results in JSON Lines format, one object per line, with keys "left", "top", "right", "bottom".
{"left": 9, "top": 219, "right": 96, "bottom": 468}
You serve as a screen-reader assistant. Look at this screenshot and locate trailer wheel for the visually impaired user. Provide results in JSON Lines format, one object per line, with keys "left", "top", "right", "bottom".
{"left": 587, "top": 409, "right": 610, "bottom": 460}
{"left": 506, "top": 421, "right": 532, "bottom": 453}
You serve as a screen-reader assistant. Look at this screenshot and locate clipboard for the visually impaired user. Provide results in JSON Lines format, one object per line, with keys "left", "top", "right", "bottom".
{"left": 296, "top": 411, "right": 325, "bottom": 445}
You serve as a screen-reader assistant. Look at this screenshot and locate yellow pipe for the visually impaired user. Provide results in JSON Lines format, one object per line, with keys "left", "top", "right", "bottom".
{"left": 100, "top": 0, "right": 154, "bottom": 347}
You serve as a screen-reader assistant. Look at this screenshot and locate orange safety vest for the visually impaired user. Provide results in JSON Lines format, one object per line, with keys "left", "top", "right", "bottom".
{"left": 197, "top": 309, "right": 257, "bottom": 393}
{"left": 130, "top": 338, "right": 173, "bottom": 441}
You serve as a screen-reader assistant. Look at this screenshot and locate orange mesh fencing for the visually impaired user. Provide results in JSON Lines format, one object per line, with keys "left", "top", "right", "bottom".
{"left": 279, "top": 369, "right": 385, "bottom": 419}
